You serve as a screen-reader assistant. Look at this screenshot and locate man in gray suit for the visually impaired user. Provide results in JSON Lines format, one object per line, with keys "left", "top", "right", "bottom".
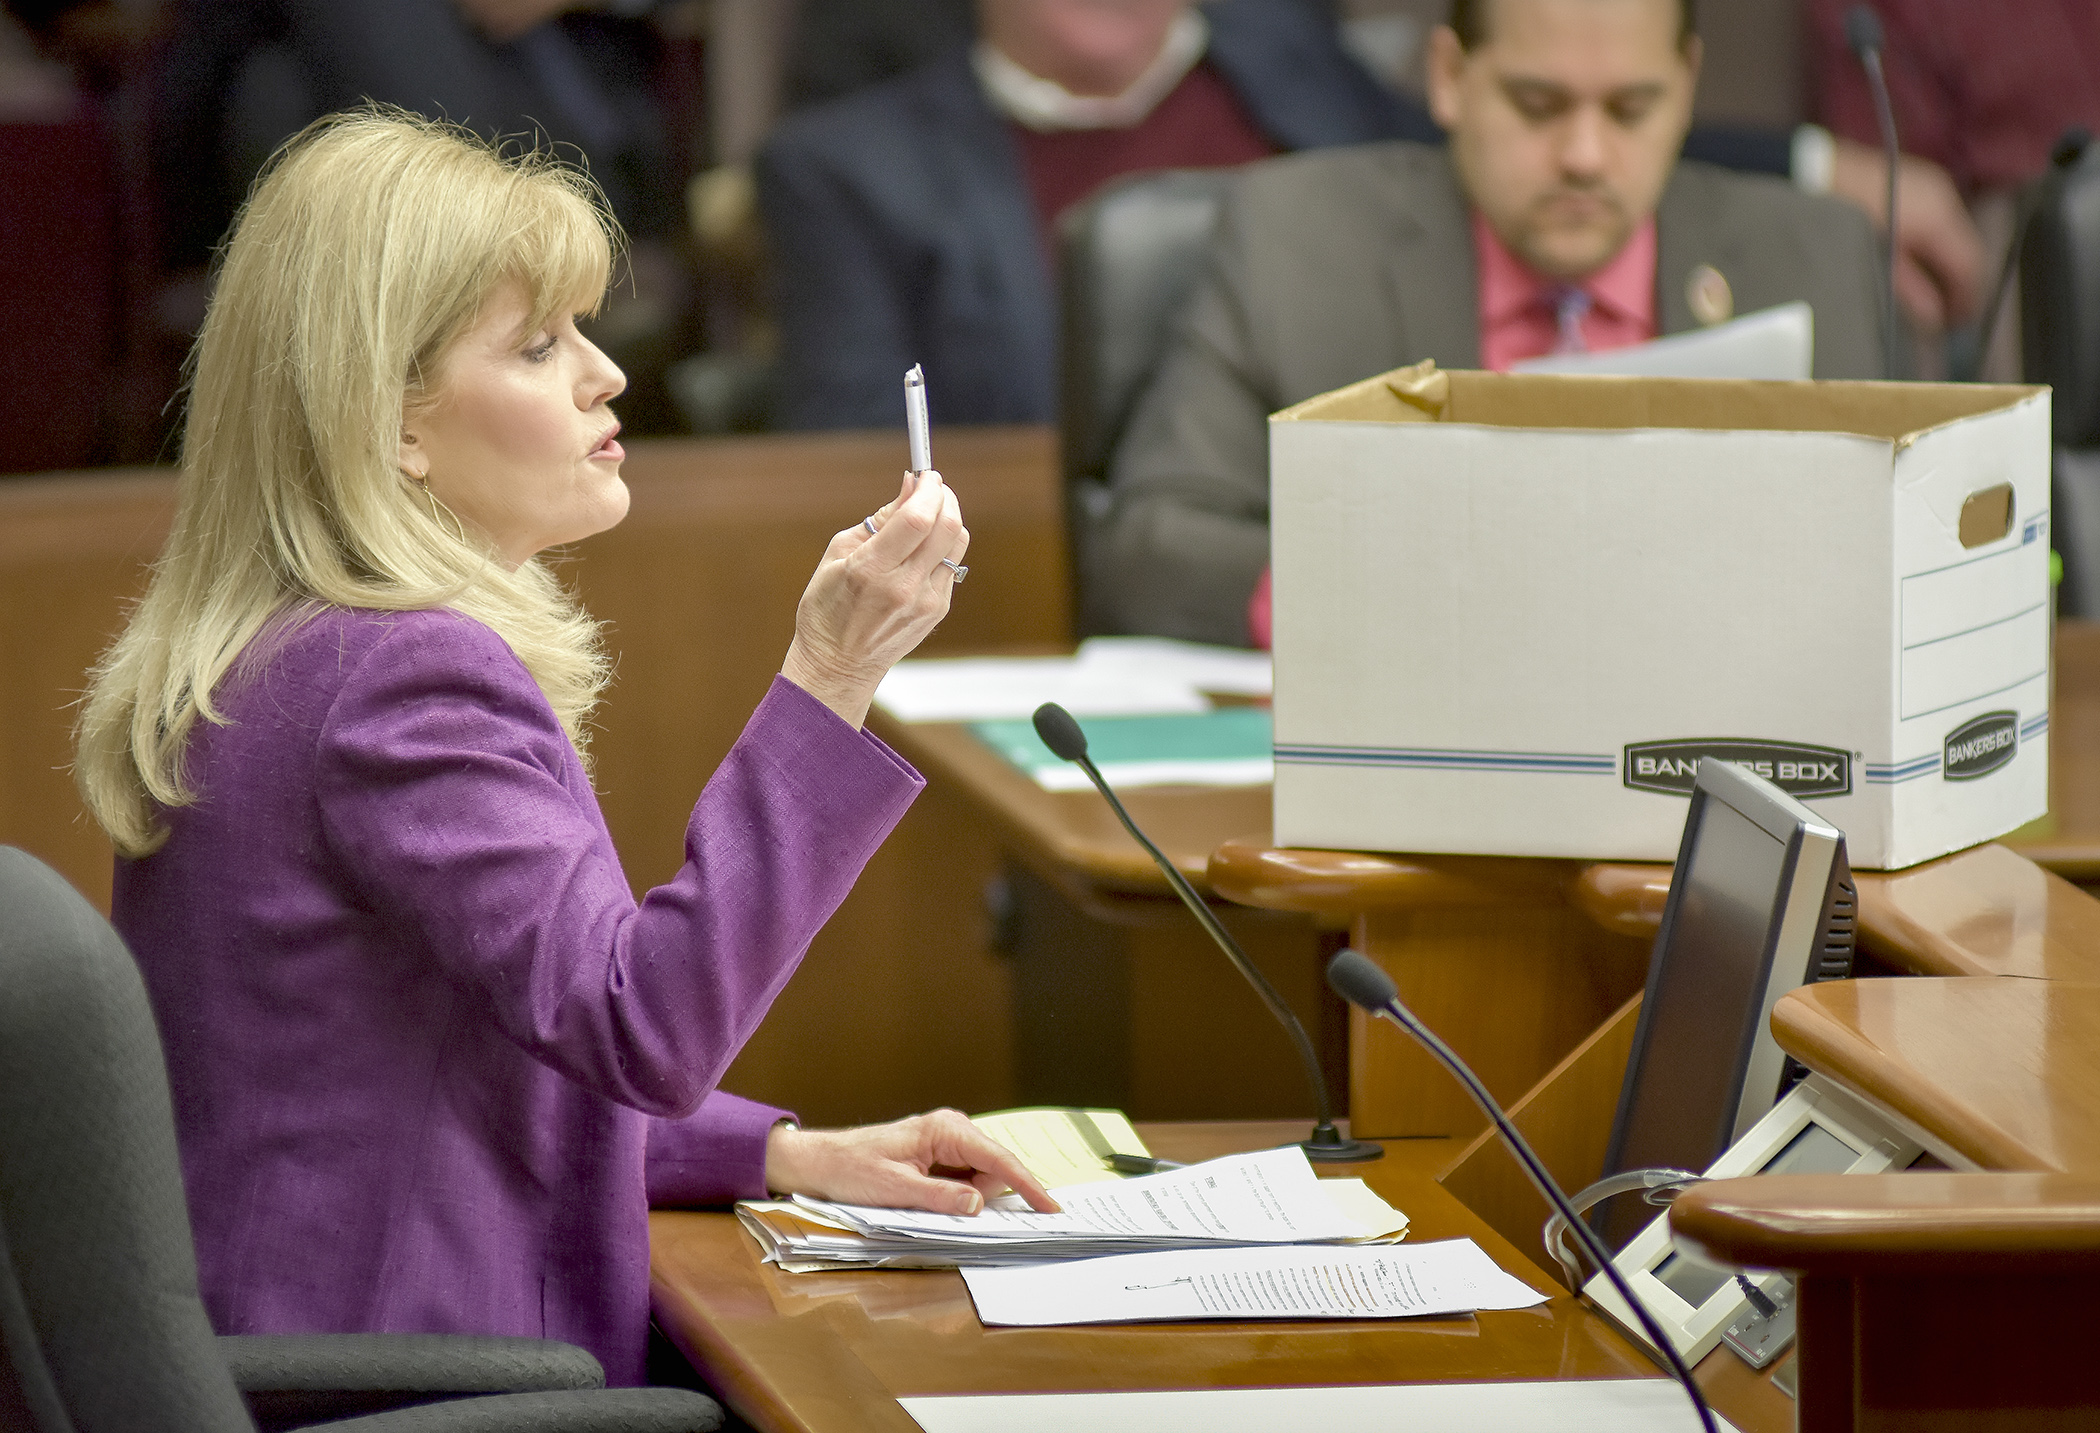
{"left": 1097, "top": 0, "right": 1886, "bottom": 646}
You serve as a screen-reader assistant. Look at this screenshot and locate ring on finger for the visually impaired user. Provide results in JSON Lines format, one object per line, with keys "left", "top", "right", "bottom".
{"left": 862, "top": 515, "right": 880, "bottom": 536}
{"left": 940, "top": 558, "right": 968, "bottom": 583}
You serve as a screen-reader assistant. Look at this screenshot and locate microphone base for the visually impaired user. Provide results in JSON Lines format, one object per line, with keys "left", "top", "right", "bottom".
{"left": 1297, "top": 1124, "right": 1384, "bottom": 1164}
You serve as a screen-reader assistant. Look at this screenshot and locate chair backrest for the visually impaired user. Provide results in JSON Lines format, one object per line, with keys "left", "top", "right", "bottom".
{"left": 2021, "top": 130, "right": 2100, "bottom": 447}
{"left": 0, "top": 847, "right": 255, "bottom": 1433}
{"left": 2055, "top": 449, "right": 2100, "bottom": 620}
{"left": 1057, "top": 168, "right": 1236, "bottom": 633}
{"left": 2017, "top": 131, "right": 2100, "bottom": 618}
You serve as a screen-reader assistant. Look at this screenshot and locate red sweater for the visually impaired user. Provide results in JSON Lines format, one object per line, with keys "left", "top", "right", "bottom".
{"left": 1010, "top": 61, "right": 1279, "bottom": 261}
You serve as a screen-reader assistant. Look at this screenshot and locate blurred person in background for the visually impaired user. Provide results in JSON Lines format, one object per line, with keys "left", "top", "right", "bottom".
{"left": 1805, "top": 0, "right": 2100, "bottom": 376}
{"left": 755, "top": 0, "right": 1982, "bottom": 434}
{"left": 151, "top": 0, "right": 693, "bottom": 427}
{"left": 1095, "top": 0, "right": 1886, "bottom": 646}
{"left": 758, "top": 0, "right": 1436, "bottom": 431}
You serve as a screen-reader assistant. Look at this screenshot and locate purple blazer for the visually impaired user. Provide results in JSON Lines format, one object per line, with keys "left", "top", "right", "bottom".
{"left": 113, "top": 605, "right": 923, "bottom": 1385}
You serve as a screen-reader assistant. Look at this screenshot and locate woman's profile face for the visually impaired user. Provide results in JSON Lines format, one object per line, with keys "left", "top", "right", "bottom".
{"left": 400, "top": 278, "right": 630, "bottom": 566}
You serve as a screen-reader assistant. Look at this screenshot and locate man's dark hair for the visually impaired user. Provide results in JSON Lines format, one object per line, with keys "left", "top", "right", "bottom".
{"left": 1449, "top": 0, "right": 1697, "bottom": 51}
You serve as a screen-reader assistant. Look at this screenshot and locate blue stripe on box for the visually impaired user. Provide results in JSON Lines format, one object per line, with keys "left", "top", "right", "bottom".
{"left": 1865, "top": 755, "right": 1941, "bottom": 784}
{"left": 1273, "top": 744, "right": 1616, "bottom": 775}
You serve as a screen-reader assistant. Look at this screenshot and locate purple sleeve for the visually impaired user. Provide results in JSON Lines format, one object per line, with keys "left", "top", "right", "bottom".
{"left": 646, "top": 1090, "right": 794, "bottom": 1207}
{"left": 313, "top": 614, "right": 922, "bottom": 1117}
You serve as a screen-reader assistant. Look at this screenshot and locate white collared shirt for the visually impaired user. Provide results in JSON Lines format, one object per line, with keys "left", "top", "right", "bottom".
{"left": 972, "top": 10, "right": 1210, "bottom": 134}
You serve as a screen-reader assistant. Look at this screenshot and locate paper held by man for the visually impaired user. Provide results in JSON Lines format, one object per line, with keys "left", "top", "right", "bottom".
{"left": 1510, "top": 300, "right": 1813, "bottom": 380}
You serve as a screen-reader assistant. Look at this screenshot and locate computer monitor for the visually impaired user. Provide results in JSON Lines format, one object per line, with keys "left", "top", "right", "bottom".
{"left": 1596, "top": 757, "right": 1856, "bottom": 1248}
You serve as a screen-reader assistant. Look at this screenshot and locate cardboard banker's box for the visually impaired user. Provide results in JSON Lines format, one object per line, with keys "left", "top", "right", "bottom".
{"left": 1269, "top": 365, "right": 2052, "bottom": 869}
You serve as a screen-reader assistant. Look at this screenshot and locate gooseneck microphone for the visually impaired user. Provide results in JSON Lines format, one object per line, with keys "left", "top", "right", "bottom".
{"left": 1327, "top": 949, "right": 1718, "bottom": 1433}
{"left": 1032, "top": 702, "right": 1381, "bottom": 1163}
{"left": 1846, "top": 4, "right": 1900, "bottom": 379}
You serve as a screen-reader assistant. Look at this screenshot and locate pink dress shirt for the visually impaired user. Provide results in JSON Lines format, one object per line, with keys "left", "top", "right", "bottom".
{"left": 1473, "top": 212, "right": 1659, "bottom": 372}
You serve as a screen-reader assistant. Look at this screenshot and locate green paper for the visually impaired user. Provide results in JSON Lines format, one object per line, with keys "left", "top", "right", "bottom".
{"left": 972, "top": 708, "right": 1274, "bottom": 778}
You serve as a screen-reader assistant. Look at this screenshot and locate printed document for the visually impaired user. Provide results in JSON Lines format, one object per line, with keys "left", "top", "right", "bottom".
{"left": 960, "top": 1238, "right": 1546, "bottom": 1327}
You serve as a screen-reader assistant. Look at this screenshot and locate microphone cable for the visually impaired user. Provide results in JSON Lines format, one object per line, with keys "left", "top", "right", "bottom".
{"left": 1845, "top": 4, "right": 1901, "bottom": 380}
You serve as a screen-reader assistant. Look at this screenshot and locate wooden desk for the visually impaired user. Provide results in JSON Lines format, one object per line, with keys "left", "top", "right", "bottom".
{"left": 861, "top": 719, "right": 1269, "bottom": 901}
{"left": 1577, "top": 841, "right": 2100, "bottom": 981}
{"left": 1674, "top": 1172, "right": 2100, "bottom": 1432}
{"left": 860, "top": 720, "right": 1342, "bottom": 1122}
{"left": 2009, "top": 620, "right": 2100, "bottom": 881}
{"left": 1201, "top": 837, "right": 2100, "bottom": 1281}
{"left": 869, "top": 617, "right": 2100, "bottom": 1131}
{"left": 1773, "top": 977, "right": 2100, "bottom": 1173}
{"left": 648, "top": 1121, "right": 1791, "bottom": 1433}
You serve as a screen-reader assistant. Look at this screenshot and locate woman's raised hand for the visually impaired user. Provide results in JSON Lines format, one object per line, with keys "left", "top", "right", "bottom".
{"left": 780, "top": 469, "right": 969, "bottom": 729}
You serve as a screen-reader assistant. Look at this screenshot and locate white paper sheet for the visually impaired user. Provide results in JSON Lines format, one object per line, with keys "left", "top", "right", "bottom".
{"left": 1511, "top": 300, "right": 1812, "bottom": 380}
{"left": 901, "top": 1380, "right": 1739, "bottom": 1433}
{"left": 1073, "top": 636, "right": 1273, "bottom": 697}
{"left": 872, "top": 657, "right": 1212, "bottom": 723}
{"left": 874, "top": 639, "right": 1271, "bottom": 723}
{"left": 959, "top": 1238, "right": 1544, "bottom": 1327}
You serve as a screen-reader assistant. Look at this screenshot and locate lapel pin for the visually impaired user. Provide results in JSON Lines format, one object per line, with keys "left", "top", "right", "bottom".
{"left": 1687, "top": 264, "right": 1734, "bottom": 326}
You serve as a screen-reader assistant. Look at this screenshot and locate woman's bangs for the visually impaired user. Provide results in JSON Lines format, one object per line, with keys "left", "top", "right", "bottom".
{"left": 506, "top": 172, "right": 616, "bottom": 333}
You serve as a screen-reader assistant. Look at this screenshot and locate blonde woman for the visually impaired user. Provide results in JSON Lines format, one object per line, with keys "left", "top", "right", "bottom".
{"left": 75, "top": 109, "right": 1054, "bottom": 1388}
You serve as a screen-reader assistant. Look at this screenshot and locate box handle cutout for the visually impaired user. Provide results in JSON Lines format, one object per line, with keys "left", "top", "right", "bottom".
{"left": 1959, "top": 484, "right": 2014, "bottom": 548}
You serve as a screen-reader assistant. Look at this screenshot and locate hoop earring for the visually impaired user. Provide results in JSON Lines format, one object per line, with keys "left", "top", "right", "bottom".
{"left": 409, "top": 472, "right": 469, "bottom": 546}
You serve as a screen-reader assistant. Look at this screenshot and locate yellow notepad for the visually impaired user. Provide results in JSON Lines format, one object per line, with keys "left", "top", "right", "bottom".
{"left": 969, "top": 1107, "right": 1150, "bottom": 1190}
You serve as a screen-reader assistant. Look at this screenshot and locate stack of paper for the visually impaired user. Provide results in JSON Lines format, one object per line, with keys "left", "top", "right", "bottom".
{"left": 738, "top": 1147, "right": 1407, "bottom": 1273}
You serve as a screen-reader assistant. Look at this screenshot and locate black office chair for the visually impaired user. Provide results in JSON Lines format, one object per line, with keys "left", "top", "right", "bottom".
{"left": 1057, "top": 167, "right": 1237, "bottom": 636}
{"left": 2019, "top": 130, "right": 2100, "bottom": 618}
{"left": 0, "top": 846, "right": 723, "bottom": 1433}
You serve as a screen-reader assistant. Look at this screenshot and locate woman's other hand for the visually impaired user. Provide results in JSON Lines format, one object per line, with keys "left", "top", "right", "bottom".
{"left": 763, "top": 1109, "right": 1060, "bottom": 1215}
{"left": 781, "top": 469, "right": 968, "bottom": 728}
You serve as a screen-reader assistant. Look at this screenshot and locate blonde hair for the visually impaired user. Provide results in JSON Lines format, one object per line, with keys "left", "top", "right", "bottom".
{"left": 76, "top": 107, "right": 620, "bottom": 857}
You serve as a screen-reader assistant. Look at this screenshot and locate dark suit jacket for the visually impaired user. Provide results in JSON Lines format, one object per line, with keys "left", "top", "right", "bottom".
{"left": 1098, "top": 142, "right": 1889, "bottom": 646}
{"left": 756, "top": 0, "right": 1432, "bottom": 430}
